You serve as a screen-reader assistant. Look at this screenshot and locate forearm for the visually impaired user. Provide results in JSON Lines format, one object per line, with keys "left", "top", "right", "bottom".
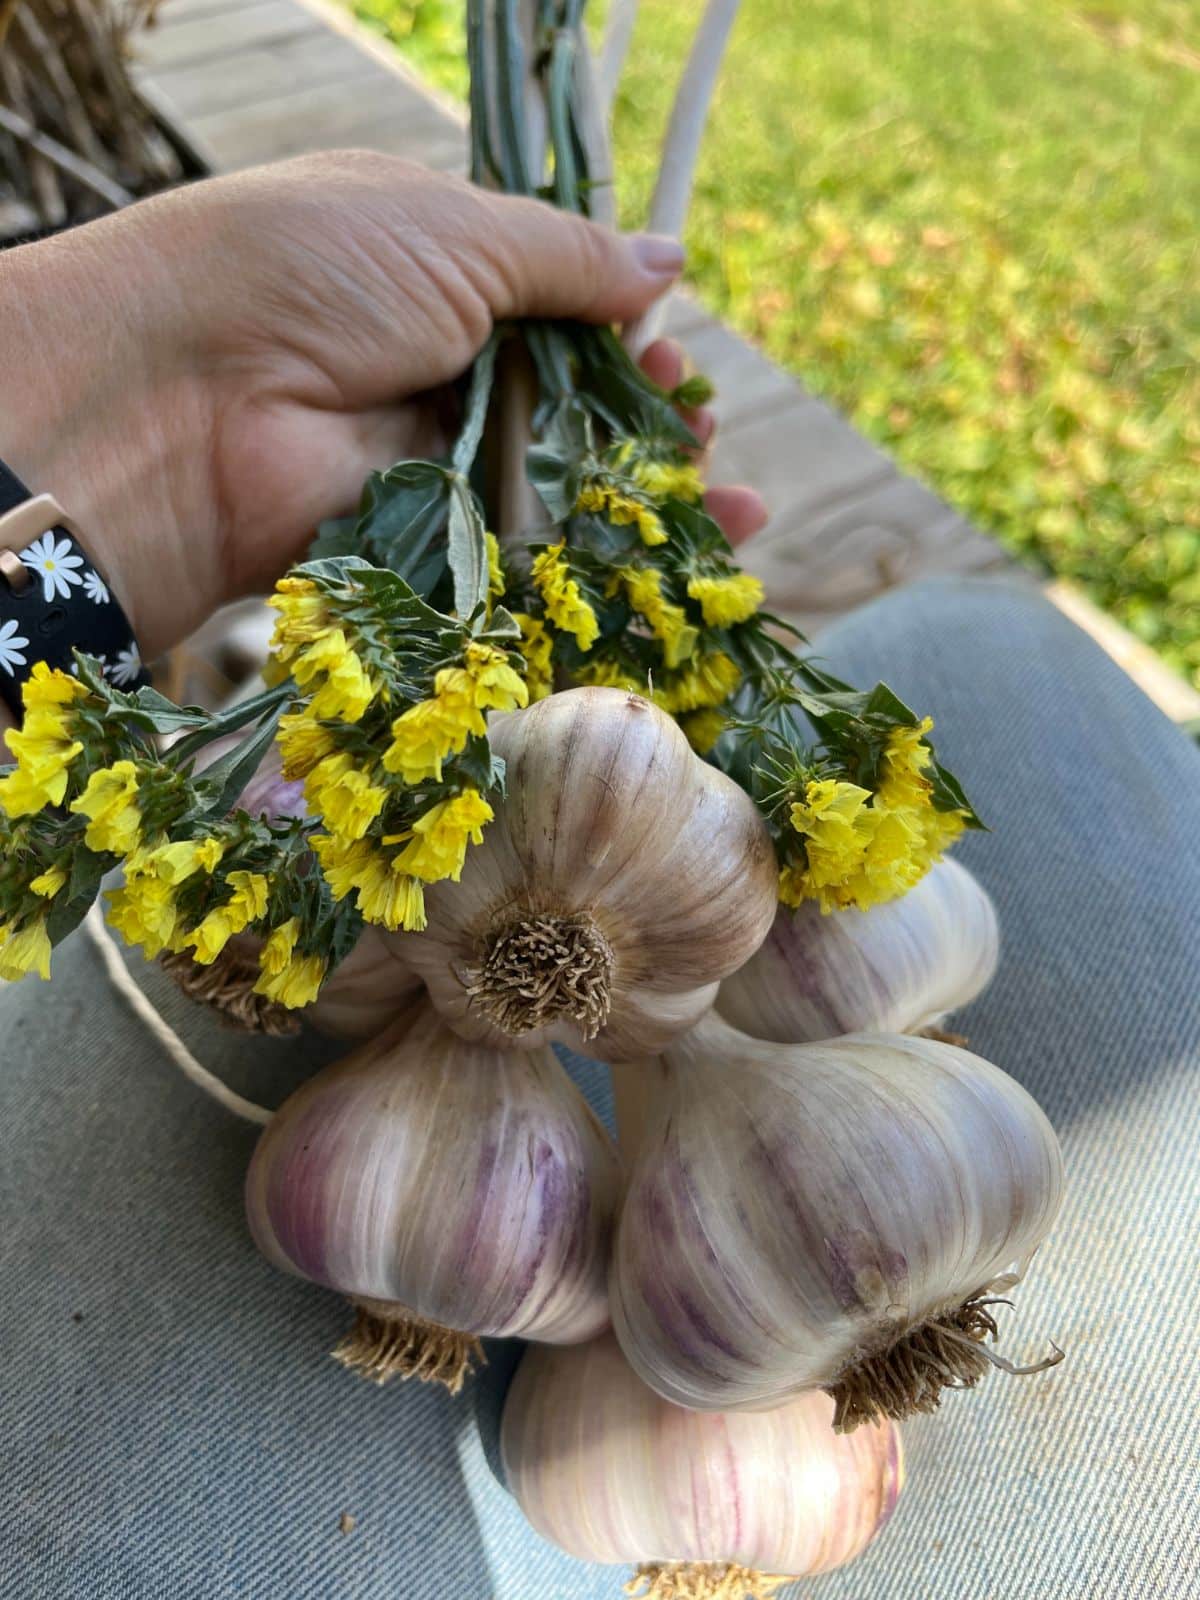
{"left": 0, "top": 218, "right": 215, "bottom": 659}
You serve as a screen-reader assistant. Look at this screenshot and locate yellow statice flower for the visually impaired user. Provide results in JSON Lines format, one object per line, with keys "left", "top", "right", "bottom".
{"left": 485, "top": 531, "right": 505, "bottom": 601}
{"left": 69, "top": 761, "right": 143, "bottom": 855}
{"left": 787, "top": 780, "right": 872, "bottom": 904}
{"left": 312, "top": 834, "right": 426, "bottom": 931}
{"left": 0, "top": 766, "right": 54, "bottom": 819}
{"left": 912, "top": 802, "right": 968, "bottom": 870}
{"left": 680, "top": 707, "right": 727, "bottom": 755}
{"left": 687, "top": 572, "right": 764, "bottom": 628}
{"left": 22, "top": 661, "right": 89, "bottom": 714}
{"left": 531, "top": 544, "right": 599, "bottom": 650}
{"left": 629, "top": 456, "right": 704, "bottom": 505}
{"left": 266, "top": 576, "right": 329, "bottom": 659}
{"left": 0, "top": 917, "right": 52, "bottom": 981}
{"left": 393, "top": 789, "right": 493, "bottom": 883}
{"left": 276, "top": 711, "right": 338, "bottom": 781}
{"left": 290, "top": 630, "right": 377, "bottom": 723}
{"left": 304, "top": 752, "right": 387, "bottom": 842}
{"left": 575, "top": 658, "right": 646, "bottom": 695}
{"left": 29, "top": 866, "right": 68, "bottom": 899}
{"left": 384, "top": 643, "right": 526, "bottom": 787}
{"left": 2, "top": 670, "right": 88, "bottom": 810}
{"left": 658, "top": 650, "right": 741, "bottom": 714}
{"left": 452, "top": 641, "right": 529, "bottom": 715}
{"left": 183, "top": 870, "right": 269, "bottom": 965}
{"left": 878, "top": 716, "right": 935, "bottom": 809}
{"left": 253, "top": 918, "right": 326, "bottom": 1009}
{"left": 383, "top": 697, "right": 466, "bottom": 786}
{"left": 513, "top": 613, "right": 554, "bottom": 701}
{"left": 620, "top": 567, "right": 699, "bottom": 670}
{"left": 108, "top": 835, "right": 226, "bottom": 958}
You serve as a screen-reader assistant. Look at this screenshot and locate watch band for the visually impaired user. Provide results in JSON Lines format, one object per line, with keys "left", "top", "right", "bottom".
{"left": 0, "top": 458, "right": 150, "bottom": 717}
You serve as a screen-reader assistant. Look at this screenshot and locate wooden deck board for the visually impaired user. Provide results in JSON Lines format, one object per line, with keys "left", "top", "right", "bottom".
{"left": 130, "top": 0, "right": 1199, "bottom": 718}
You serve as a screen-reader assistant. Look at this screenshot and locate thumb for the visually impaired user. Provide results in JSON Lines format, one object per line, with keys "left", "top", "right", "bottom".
{"left": 466, "top": 189, "right": 685, "bottom": 326}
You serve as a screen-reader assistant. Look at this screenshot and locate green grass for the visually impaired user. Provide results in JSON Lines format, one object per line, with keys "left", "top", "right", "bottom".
{"left": 345, "top": 0, "right": 1200, "bottom": 689}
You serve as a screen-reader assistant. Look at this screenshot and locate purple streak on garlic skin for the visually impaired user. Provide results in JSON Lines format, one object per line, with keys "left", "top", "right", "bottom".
{"left": 245, "top": 1003, "right": 620, "bottom": 1345}
{"left": 501, "top": 1333, "right": 904, "bottom": 1576}
{"left": 717, "top": 856, "right": 1000, "bottom": 1044}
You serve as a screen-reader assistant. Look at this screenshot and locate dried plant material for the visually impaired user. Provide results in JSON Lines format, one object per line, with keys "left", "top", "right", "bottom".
{"left": 625, "top": 1563, "right": 788, "bottom": 1600}
{"left": 160, "top": 945, "right": 301, "bottom": 1038}
{"left": 466, "top": 911, "right": 615, "bottom": 1039}
{"left": 333, "top": 1302, "right": 483, "bottom": 1397}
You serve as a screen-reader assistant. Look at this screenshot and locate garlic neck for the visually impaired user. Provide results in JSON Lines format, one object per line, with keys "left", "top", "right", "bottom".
{"left": 661, "top": 1008, "right": 755, "bottom": 1070}
{"left": 466, "top": 907, "right": 615, "bottom": 1041}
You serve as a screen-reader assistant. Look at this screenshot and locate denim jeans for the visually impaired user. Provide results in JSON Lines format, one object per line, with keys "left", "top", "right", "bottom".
{"left": 2, "top": 578, "right": 1197, "bottom": 1598}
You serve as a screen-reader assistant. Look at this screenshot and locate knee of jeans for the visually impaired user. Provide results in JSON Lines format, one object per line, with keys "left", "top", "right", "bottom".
{"left": 814, "top": 575, "right": 1115, "bottom": 690}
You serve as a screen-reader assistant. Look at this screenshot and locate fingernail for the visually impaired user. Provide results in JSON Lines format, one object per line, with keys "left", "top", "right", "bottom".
{"left": 631, "top": 233, "right": 685, "bottom": 276}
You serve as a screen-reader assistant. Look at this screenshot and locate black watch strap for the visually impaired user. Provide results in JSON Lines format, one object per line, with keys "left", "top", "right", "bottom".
{"left": 0, "top": 458, "right": 150, "bottom": 717}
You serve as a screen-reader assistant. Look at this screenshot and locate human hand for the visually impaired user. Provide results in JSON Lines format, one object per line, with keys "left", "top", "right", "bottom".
{"left": 0, "top": 151, "right": 761, "bottom": 660}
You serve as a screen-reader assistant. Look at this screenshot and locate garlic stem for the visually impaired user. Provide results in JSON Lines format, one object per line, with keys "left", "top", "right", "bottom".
{"left": 625, "top": 0, "right": 742, "bottom": 356}
{"left": 596, "top": 0, "right": 639, "bottom": 121}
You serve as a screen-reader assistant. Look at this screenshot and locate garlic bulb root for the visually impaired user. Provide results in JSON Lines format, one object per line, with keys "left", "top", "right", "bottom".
{"left": 245, "top": 1003, "right": 621, "bottom": 1393}
{"left": 464, "top": 909, "right": 616, "bottom": 1040}
{"left": 332, "top": 1297, "right": 483, "bottom": 1395}
{"left": 829, "top": 1279, "right": 1064, "bottom": 1432}
{"left": 396, "top": 689, "right": 779, "bottom": 1061}
{"left": 161, "top": 941, "right": 300, "bottom": 1037}
{"left": 624, "top": 1562, "right": 788, "bottom": 1600}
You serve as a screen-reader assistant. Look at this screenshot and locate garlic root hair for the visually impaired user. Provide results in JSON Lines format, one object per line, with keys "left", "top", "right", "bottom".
{"left": 333, "top": 1300, "right": 484, "bottom": 1396}
{"left": 920, "top": 1024, "right": 969, "bottom": 1048}
{"left": 465, "top": 911, "right": 615, "bottom": 1041}
{"left": 625, "top": 1563, "right": 789, "bottom": 1600}
{"left": 160, "top": 944, "right": 300, "bottom": 1038}
{"left": 827, "top": 1283, "right": 1065, "bottom": 1433}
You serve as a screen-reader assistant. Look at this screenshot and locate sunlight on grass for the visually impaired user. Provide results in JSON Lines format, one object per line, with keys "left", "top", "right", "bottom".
{"left": 343, "top": 0, "right": 1200, "bottom": 688}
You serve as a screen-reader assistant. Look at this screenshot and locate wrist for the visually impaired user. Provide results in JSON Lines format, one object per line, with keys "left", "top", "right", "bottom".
{"left": 0, "top": 221, "right": 221, "bottom": 659}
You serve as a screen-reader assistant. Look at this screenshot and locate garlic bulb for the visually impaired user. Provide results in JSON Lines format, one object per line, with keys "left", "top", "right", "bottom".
{"left": 501, "top": 1332, "right": 903, "bottom": 1599}
{"left": 611, "top": 1014, "right": 1063, "bottom": 1428}
{"left": 394, "top": 688, "right": 778, "bottom": 1061}
{"left": 245, "top": 999, "right": 620, "bottom": 1391}
{"left": 718, "top": 856, "right": 999, "bottom": 1044}
{"left": 305, "top": 925, "right": 424, "bottom": 1040}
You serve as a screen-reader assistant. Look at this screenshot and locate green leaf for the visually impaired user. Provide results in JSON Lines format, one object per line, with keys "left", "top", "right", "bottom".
{"left": 448, "top": 735, "right": 506, "bottom": 794}
{"left": 308, "top": 514, "right": 359, "bottom": 562}
{"left": 451, "top": 331, "right": 501, "bottom": 477}
{"left": 477, "top": 603, "right": 522, "bottom": 641}
{"left": 572, "top": 327, "right": 696, "bottom": 448}
{"left": 194, "top": 709, "right": 285, "bottom": 821}
{"left": 353, "top": 461, "right": 452, "bottom": 583}
{"left": 527, "top": 398, "right": 592, "bottom": 520}
{"left": 46, "top": 890, "right": 100, "bottom": 947}
{"left": 447, "top": 477, "right": 491, "bottom": 619}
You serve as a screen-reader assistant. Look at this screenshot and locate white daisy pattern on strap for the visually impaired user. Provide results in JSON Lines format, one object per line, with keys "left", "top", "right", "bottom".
{"left": 82, "top": 568, "right": 110, "bottom": 606}
{"left": 21, "top": 532, "right": 85, "bottom": 603}
{"left": 0, "top": 619, "right": 29, "bottom": 676}
{"left": 111, "top": 643, "right": 142, "bottom": 687}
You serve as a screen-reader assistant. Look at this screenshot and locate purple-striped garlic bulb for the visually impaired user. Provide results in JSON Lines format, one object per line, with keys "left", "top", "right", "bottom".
{"left": 501, "top": 1332, "right": 903, "bottom": 1599}
{"left": 611, "top": 1013, "right": 1064, "bottom": 1429}
{"left": 393, "top": 688, "right": 779, "bottom": 1062}
{"left": 245, "top": 1000, "right": 621, "bottom": 1392}
{"left": 717, "top": 856, "right": 999, "bottom": 1044}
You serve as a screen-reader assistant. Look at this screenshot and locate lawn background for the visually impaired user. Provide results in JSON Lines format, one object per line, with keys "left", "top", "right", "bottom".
{"left": 347, "top": 0, "right": 1199, "bottom": 690}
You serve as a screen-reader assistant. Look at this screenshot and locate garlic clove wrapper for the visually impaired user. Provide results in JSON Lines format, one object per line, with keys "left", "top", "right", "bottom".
{"left": 717, "top": 856, "right": 999, "bottom": 1044}
{"left": 393, "top": 688, "right": 779, "bottom": 1062}
{"left": 611, "top": 1014, "right": 1064, "bottom": 1428}
{"left": 245, "top": 1000, "right": 621, "bottom": 1391}
{"left": 304, "top": 925, "right": 425, "bottom": 1040}
{"left": 501, "top": 1332, "right": 903, "bottom": 1596}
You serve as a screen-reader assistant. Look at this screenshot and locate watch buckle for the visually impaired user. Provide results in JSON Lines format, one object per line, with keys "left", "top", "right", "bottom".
{"left": 0, "top": 494, "right": 82, "bottom": 593}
